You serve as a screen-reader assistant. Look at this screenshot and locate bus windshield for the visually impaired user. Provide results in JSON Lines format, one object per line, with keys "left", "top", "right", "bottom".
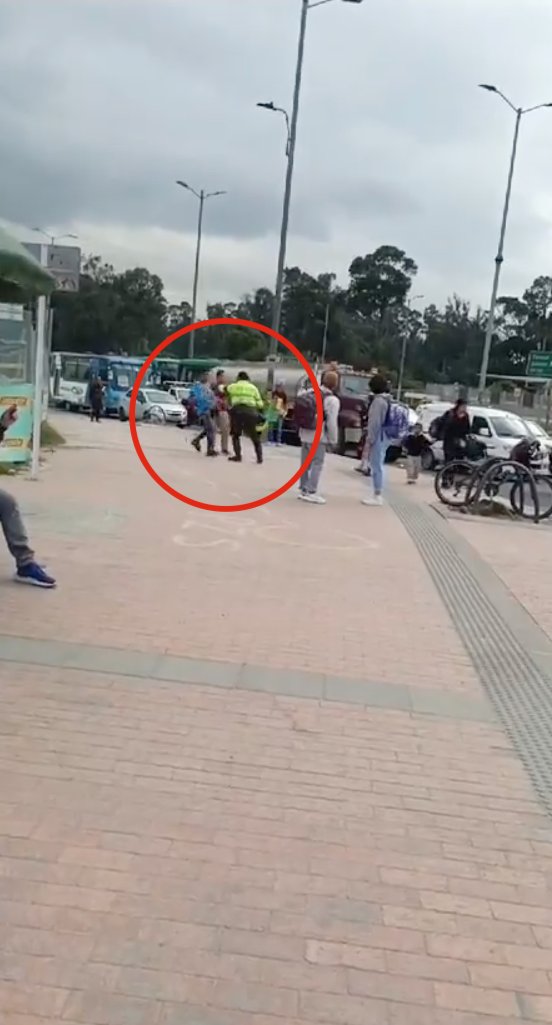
{"left": 111, "top": 363, "right": 140, "bottom": 389}
{"left": 59, "top": 354, "right": 90, "bottom": 382}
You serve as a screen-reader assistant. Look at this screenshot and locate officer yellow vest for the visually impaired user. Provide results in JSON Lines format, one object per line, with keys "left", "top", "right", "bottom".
{"left": 227, "top": 379, "right": 263, "bottom": 409}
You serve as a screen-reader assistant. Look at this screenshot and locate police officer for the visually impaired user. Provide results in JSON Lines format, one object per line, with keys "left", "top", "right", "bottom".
{"left": 226, "top": 372, "right": 265, "bottom": 464}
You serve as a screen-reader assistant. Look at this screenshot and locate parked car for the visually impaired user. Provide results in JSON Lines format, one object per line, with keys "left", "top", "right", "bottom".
{"left": 118, "top": 388, "right": 187, "bottom": 425}
{"left": 415, "top": 402, "right": 545, "bottom": 471}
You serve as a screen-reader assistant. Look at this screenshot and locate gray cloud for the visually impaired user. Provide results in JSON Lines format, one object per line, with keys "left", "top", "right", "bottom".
{"left": 1, "top": 0, "right": 552, "bottom": 308}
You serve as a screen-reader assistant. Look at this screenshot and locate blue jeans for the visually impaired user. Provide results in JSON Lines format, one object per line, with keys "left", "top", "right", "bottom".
{"left": 369, "top": 436, "right": 388, "bottom": 494}
{"left": 269, "top": 416, "right": 284, "bottom": 444}
{"left": 300, "top": 442, "right": 326, "bottom": 494}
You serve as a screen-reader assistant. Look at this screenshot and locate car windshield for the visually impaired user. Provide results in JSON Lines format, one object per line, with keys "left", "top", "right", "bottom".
{"left": 525, "top": 420, "right": 547, "bottom": 438}
{"left": 489, "top": 416, "right": 528, "bottom": 439}
{"left": 144, "top": 390, "right": 176, "bottom": 404}
{"left": 341, "top": 375, "right": 370, "bottom": 397}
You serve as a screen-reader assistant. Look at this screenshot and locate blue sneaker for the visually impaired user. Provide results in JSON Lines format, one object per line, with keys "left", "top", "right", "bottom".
{"left": 15, "top": 563, "right": 56, "bottom": 588}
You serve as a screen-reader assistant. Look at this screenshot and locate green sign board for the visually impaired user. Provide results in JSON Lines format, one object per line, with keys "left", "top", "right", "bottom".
{"left": 527, "top": 351, "right": 552, "bottom": 378}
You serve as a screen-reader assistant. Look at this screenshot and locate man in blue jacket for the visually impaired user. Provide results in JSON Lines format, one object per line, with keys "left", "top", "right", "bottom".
{"left": 191, "top": 373, "right": 217, "bottom": 457}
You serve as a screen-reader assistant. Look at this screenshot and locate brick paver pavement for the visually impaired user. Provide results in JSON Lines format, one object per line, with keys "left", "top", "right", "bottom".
{"left": 1, "top": 415, "right": 552, "bottom": 1025}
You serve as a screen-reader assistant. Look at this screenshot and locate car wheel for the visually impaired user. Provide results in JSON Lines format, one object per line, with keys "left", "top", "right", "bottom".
{"left": 149, "top": 405, "right": 166, "bottom": 424}
{"left": 421, "top": 447, "right": 436, "bottom": 472}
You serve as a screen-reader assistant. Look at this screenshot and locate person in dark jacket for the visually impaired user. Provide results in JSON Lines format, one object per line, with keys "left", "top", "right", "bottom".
{"left": 442, "top": 399, "right": 469, "bottom": 463}
{"left": 89, "top": 377, "right": 104, "bottom": 423}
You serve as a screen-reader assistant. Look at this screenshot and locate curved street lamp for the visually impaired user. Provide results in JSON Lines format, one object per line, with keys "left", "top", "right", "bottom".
{"left": 258, "top": 0, "right": 364, "bottom": 367}
{"left": 477, "top": 85, "right": 552, "bottom": 398}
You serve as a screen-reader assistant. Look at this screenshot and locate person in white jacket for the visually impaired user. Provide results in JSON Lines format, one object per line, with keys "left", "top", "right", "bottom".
{"left": 298, "top": 369, "right": 340, "bottom": 505}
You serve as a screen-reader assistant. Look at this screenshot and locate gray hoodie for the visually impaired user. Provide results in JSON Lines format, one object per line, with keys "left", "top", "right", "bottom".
{"left": 367, "top": 394, "right": 389, "bottom": 444}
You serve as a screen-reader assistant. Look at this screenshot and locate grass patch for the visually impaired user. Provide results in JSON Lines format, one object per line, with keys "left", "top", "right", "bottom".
{"left": 41, "top": 420, "right": 66, "bottom": 448}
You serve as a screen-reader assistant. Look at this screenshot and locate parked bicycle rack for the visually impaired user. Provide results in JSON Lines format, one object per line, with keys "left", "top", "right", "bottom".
{"left": 434, "top": 458, "right": 552, "bottom": 524}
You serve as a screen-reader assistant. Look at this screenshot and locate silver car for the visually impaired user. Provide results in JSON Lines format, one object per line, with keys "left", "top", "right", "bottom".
{"left": 119, "top": 387, "right": 187, "bottom": 425}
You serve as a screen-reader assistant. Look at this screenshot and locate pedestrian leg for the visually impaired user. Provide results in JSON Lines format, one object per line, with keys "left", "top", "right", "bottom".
{"left": 243, "top": 411, "right": 263, "bottom": 464}
{"left": 412, "top": 455, "right": 421, "bottom": 481}
{"left": 276, "top": 416, "right": 284, "bottom": 446}
{"left": 406, "top": 455, "right": 415, "bottom": 483}
{"left": 0, "top": 489, "right": 35, "bottom": 568}
{"left": 299, "top": 443, "right": 311, "bottom": 494}
{"left": 370, "top": 438, "right": 386, "bottom": 496}
{"left": 229, "top": 409, "right": 243, "bottom": 462}
{"left": 204, "top": 414, "right": 217, "bottom": 456}
{"left": 192, "top": 416, "right": 207, "bottom": 452}
{"left": 305, "top": 443, "right": 326, "bottom": 495}
{"left": 218, "top": 411, "right": 230, "bottom": 454}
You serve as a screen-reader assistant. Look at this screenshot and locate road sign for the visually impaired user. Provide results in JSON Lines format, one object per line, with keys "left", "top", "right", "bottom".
{"left": 23, "top": 243, "right": 80, "bottom": 292}
{"left": 527, "top": 351, "right": 552, "bottom": 378}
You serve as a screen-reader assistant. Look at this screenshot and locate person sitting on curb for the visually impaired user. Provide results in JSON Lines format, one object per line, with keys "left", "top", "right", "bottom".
{"left": 0, "top": 405, "right": 56, "bottom": 587}
{"left": 226, "top": 372, "right": 265, "bottom": 464}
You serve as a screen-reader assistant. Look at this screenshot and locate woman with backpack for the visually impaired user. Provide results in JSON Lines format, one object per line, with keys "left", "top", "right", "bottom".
{"left": 361, "top": 375, "right": 409, "bottom": 506}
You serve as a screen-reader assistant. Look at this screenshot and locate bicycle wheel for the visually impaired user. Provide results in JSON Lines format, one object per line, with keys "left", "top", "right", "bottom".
{"left": 510, "top": 474, "right": 552, "bottom": 520}
{"left": 434, "top": 461, "right": 474, "bottom": 507}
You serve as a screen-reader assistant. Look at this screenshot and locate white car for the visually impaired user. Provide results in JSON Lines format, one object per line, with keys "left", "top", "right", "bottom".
{"left": 118, "top": 387, "right": 187, "bottom": 425}
{"left": 415, "top": 402, "right": 544, "bottom": 471}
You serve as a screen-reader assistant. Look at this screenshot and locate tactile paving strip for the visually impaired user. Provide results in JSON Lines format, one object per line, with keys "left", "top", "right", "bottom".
{"left": 389, "top": 491, "right": 552, "bottom": 814}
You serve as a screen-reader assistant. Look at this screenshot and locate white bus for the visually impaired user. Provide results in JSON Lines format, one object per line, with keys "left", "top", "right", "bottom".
{"left": 49, "top": 351, "right": 92, "bottom": 410}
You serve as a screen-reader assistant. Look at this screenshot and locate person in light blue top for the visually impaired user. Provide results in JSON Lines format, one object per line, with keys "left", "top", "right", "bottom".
{"left": 191, "top": 373, "right": 217, "bottom": 457}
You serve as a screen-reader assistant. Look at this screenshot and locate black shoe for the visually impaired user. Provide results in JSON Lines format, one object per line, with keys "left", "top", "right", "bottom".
{"left": 191, "top": 438, "right": 201, "bottom": 452}
{"left": 228, "top": 456, "right": 241, "bottom": 463}
{"left": 256, "top": 458, "right": 263, "bottom": 465}
{"left": 206, "top": 450, "right": 218, "bottom": 457}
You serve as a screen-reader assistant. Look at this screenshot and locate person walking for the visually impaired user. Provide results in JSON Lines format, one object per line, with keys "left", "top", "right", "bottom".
{"left": 226, "top": 372, "right": 265, "bottom": 464}
{"left": 0, "top": 405, "right": 56, "bottom": 587}
{"left": 295, "top": 369, "right": 340, "bottom": 504}
{"left": 190, "top": 373, "right": 217, "bottom": 457}
{"left": 361, "top": 374, "right": 391, "bottom": 506}
{"left": 213, "top": 369, "right": 230, "bottom": 455}
{"left": 89, "top": 377, "right": 104, "bottom": 423}
{"left": 403, "top": 423, "right": 430, "bottom": 484}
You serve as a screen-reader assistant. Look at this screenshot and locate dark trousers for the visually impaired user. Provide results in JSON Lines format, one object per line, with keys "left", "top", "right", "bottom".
{"left": 230, "top": 406, "right": 263, "bottom": 463}
{"left": 90, "top": 405, "right": 101, "bottom": 422}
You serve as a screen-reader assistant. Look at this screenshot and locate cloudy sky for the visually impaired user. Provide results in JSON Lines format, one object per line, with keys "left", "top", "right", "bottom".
{"left": 2, "top": 0, "right": 552, "bottom": 315}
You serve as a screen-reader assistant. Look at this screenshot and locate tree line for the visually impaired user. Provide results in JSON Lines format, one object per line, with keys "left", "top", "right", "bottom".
{"left": 51, "top": 246, "right": 552, "bottom": 388}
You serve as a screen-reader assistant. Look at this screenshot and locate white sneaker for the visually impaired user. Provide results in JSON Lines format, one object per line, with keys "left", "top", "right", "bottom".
{"left": 362, "top": 495, "right": 383, "bottom": 507}
{"left": 303, "top": 493, "right": 326, "bottom": 504}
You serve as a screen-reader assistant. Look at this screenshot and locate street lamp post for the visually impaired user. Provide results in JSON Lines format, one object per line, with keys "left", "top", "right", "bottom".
{"left": 477, "top": 85, "right": 552, "bottom": 400}
{"left": 258, "top": 0, "right": 364, "bottom": 365}
{"left": 397, "top": 294, "right": 424, "bottom": 403}
{"left": 176, "top": 181, "right": 226, "bottom": 358}
{"left": 33, "top": 228, "right": 78, "bottom": 247}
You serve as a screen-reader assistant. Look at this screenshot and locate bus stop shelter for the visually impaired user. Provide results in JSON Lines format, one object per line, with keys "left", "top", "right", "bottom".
{"left": 0, "top": 227, "right": 55, "bottom": 465}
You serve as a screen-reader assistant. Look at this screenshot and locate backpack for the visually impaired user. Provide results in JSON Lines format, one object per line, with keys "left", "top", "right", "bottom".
{"left": 383, "top": 401, "right": 410, "bottom": 441}
{"left": 429, "top": 414, "right": 446, "bottom": 441}
{"left": 294, "top": 388, "right": 323, "bottom": 431}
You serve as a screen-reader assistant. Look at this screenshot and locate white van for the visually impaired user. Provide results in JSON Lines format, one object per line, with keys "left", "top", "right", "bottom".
{"left": 416, "top": 402, "right": 541, "bottom": 470}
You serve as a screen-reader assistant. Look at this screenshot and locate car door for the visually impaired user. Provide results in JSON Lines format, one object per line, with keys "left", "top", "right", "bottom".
{"left": 471, "top": 414, "right": 494, "bottom": 451}
{"left": 135, "top": 389, "right": 147, "bottom": 421}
